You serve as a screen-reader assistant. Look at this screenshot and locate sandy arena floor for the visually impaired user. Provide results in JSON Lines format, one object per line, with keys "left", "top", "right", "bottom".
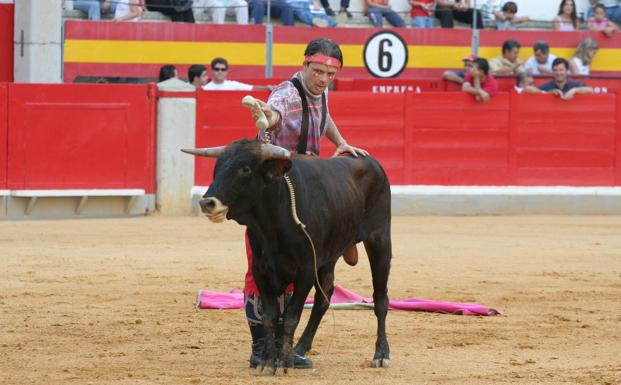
{"left": 1, "top": 215, "right": 620, "bottom": 385}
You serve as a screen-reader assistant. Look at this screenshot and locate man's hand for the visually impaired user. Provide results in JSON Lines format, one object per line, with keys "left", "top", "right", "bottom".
{"left": 477, "top": 89, "right": 490, "bottom": 102}
{"left": 549, "top": 89, "right": 564, "bottom": 97}
{"left": 251, "top": 99, "right": 280, "bottom": 129}
{"left": 561, "top": 89, "right": 576, "bottom": 100}
{"left": 333, "top": 143, "right": 369, "bottom": 158}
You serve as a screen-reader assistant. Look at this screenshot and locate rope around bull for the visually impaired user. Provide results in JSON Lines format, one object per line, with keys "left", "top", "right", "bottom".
{"left": 283, "top": 174, "right": 336, "bottom": 358}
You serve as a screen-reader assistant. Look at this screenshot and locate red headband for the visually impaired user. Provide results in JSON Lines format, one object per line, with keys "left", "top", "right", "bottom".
{"left": 304, "top": 55, "right": 342, "bottom": 69}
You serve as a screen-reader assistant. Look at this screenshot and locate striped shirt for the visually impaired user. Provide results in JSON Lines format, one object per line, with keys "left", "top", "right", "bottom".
{"left": 267, "top": 72, "right": 330, "bottom": 156}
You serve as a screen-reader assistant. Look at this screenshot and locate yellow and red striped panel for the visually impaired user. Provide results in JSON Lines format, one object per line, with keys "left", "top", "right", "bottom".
{"left": 63, "top": 21, "right": 621, "bottom": 81}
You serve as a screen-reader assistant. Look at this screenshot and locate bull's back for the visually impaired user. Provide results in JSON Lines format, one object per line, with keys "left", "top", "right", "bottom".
{"left": 289, "top": 155, "right": 390, "bottom": 236}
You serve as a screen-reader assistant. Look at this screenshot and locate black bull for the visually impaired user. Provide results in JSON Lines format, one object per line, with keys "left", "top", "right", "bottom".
{"left": 183, "top": 139, "right": 392, "bottom": 373}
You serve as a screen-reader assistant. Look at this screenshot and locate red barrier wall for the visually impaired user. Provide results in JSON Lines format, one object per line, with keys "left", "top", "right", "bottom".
{"left": 0, "top": 4, "right": 13, "bottom": 82}
{"left": 344, "top": 76, "right": 621, "bottom": 94}
{"left": 0, "top": 83, "right": 7, "bottom": 189}
{"left": 195, "top": 90, "right": 270, "bottom": 185}
{"left": 64, "top": 22, "right": 621, "bottom": 81}
{"left": 195, "top": 91, "right": 620, "bottom": 187}
{"left": 406, "top": 93, "right": 512, "bottom": 185}
{"left": 7, "top": 84, "right": 156, "bottom": 192}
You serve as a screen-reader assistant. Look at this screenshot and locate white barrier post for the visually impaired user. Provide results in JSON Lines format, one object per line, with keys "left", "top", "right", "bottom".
{"left": 156, "top": 78, "right": 196, "bottom": 215}
{"left": 13, "top": 0, "right": 62, "bottom": 83}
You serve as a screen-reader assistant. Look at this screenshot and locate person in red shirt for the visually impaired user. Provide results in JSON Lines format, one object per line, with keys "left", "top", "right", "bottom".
{"left": 409, "top": 0, "right": 436, "bottom": 28}
{"left": 462, "top": 57, "right": 498, "bottom": 102}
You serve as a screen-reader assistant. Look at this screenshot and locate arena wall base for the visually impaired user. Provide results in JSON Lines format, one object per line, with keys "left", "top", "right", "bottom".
{"left": 191, "top": 185, "right": 621, "bottom": 216}
{"left": 1, "top": 194, "right": 155, "bottom": 220}
{"left": 391, "top": 186, "right": 621, "bottom": 215}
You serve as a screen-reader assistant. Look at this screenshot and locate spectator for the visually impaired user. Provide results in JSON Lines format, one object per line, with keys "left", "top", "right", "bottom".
{"left": 188, "top": 64, "right": 208, "bottom": 89}
{"left": 588, "top": 0, "right": 621, "bottom": 25}
{"left": 409, "top": 0, "right": 436, "bottom": 28}
{"left": 114, "top": 0, "right": 144, "bottom": 21}
{"left": 494, "top": 1, "right": 529, "bottom": 30}
{"left": 489, "top": 39, "right": 525, "bottom": 76}
{"left": 553, "top": 0, "right": 579, "bottom": 31}
{"left": 539, "top": 58, "right": 593, "bottom": 100}
{"left": 442, "top": 54, "right": 475, "bottom": 84}
{"left": 145, "top": 0, "right": 195, "bottom": 22}
{"left": 462, "top": 57, "right": 498, "bottom": 102}
{"left": 194, "top": 0, "right": 248, "bottom": 24}
{"left": 158, "top": 65, "right": 178, "bottom": 82}
{"left": 203, "top": 58, "right": 273, "bottom": 90}
{"left": 588, "top": 3, "right": 617, "bottom": 37}
{"left": 514, "top": 72, "right": 540, "bottom": 94}
{"left": 248, "top": 0, "right": 288, "bottom": 24}
{"left": 281, "top": 0, "right": 337, "bottom": 27}
{"left": 569, "top": 38, "right": 599, "bottom": 76}
{"left": 435, "top": 0, "right": 484, "bottom": 29}
{"left": 365, "top": 0, "right": 406, "bottom": 28}
{"left": 524, "top": 40, "right": 557, "bottom": 76}
{"left": 319, "top": 0, "right": 352, "bottom": 20}
{"left": 62, "top": 0, "right": 116, "bottom": 20}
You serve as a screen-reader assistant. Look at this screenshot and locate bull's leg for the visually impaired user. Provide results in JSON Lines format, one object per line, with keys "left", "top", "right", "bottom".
{"left": 279, "top": 273, "right": 314, "bottom": 372}
{"left": 364, "top": 227, "right": 392, "bottom": 368}
{"left": 294, "top": 264, "right": 336, "bottom": 357}
{"left": 255, "top": 293, "right": 280, "bottom": 375}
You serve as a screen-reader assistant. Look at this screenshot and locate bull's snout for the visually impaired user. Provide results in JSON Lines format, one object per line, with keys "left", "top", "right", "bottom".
{"left": 199, "top": 196, "right": 229, "bottom": 223}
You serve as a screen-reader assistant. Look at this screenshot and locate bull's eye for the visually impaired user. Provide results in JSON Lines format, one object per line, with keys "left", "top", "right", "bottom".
{"left": 238, "top": 165, "right": 252, "bottom": 176}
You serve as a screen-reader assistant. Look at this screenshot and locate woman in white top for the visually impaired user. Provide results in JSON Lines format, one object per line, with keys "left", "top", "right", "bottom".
{"left": 569, "top": 38, "right": 599, "bottom": 76}
{"left": 553, "top": 0, "right": 579, "bottom": 31}
{"left": 114, "top": 0, "right": 143, "bottom": 22}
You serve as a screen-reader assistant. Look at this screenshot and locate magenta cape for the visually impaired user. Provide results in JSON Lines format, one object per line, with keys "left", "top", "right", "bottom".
{"left": 196, "top": 284, "right": 501, "bottom": 316}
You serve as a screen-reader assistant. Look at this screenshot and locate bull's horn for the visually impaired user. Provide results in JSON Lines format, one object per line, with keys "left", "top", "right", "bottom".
{"left": 181, "top": 146, "right": 226, "bottom": 158}
{"left": 260, "top": 143, "right": 291, "bottom": 160}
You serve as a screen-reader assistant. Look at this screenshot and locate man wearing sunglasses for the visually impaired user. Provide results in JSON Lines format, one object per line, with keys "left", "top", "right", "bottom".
{"left": 243, "top": 38, "right": 366, "bottom": 369}
{"left": 203, "top": 58, "right": 273, "bottom": 91}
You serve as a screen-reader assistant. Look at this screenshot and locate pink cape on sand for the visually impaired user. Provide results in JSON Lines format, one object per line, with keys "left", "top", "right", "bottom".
{"left": 196, "top": 284, "right": 502, "bottom": 316}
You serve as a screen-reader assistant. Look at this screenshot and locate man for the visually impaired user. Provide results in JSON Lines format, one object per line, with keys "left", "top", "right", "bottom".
{"left": 489, "top": 39, "right": 525, "bottom": 76}
{"left": 443, "top": 54, "right": 476, "bottom": 85}
{"left": 188, "top": 64, "right": 208, "bottom": 89}
{"left": 435, "top": 0, "right": 484, "bottom": 29}
{"left": 539, "top": 58, "right": 593, "bottom": 101}
{"left": 203, "top": 58, "right": 272, "bottom": 91}
{"left": 524, "top": 41, "right": 557, "bottom": 76}
{"left": 246, "top": 38, "right": 367, "bottom": 369}
{"left": 462, "top": 57, "right": 498, "bottom": 102}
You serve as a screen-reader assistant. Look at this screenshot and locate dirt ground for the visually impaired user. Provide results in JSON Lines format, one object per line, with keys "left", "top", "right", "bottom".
{"left": 1, "top": 215, "right": 620, "bottom": 385}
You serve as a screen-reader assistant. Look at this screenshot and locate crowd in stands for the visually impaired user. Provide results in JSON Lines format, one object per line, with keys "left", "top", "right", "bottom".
{"left": 160, "top": 58, "right": 275, "bottom": 90}
{"left": 64, "top": 0, "right": 616, "bottom": 100}
{"left": 62, "top": 0, "right": 621, "bottom": 31}
{"left": 442, "top": 35, "right": 603, "bottom": 103}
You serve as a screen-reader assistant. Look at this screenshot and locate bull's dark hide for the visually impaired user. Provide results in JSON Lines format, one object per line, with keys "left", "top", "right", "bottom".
{"left": 201, "top": 139, "right": 392, "bottom": 373}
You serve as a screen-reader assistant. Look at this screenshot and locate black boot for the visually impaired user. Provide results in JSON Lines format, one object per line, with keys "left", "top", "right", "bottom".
{"left": 248, "top": 322, "right": 265, "bottom": 368}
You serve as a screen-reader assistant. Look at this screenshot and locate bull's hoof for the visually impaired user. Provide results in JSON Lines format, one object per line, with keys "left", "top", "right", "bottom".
{"left": 257, "top": 366, "right": 276, "bottom": 376}
{"left": 371, "top": 358, "right": 390, "bottom": 368}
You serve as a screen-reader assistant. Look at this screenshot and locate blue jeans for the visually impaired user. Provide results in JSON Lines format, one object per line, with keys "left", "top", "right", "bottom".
{"left": 73, "top": 0, "right": 101, "bottom": 20}
{"left": 281, "top": 2, "right": 337, "bottom": 26}
{"left": 249, "top": 0, "right": 287, "bottom": 24}
{"left": 411, "top": 16, "right": 434, "bottom": 28}
{"left": 368, "top": 7, "right": 405, "bottom": 28}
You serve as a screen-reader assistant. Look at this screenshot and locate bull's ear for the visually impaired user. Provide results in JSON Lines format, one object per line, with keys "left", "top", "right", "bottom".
{"left": 262, "top": 159, "right": 292, "bottom": 179}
